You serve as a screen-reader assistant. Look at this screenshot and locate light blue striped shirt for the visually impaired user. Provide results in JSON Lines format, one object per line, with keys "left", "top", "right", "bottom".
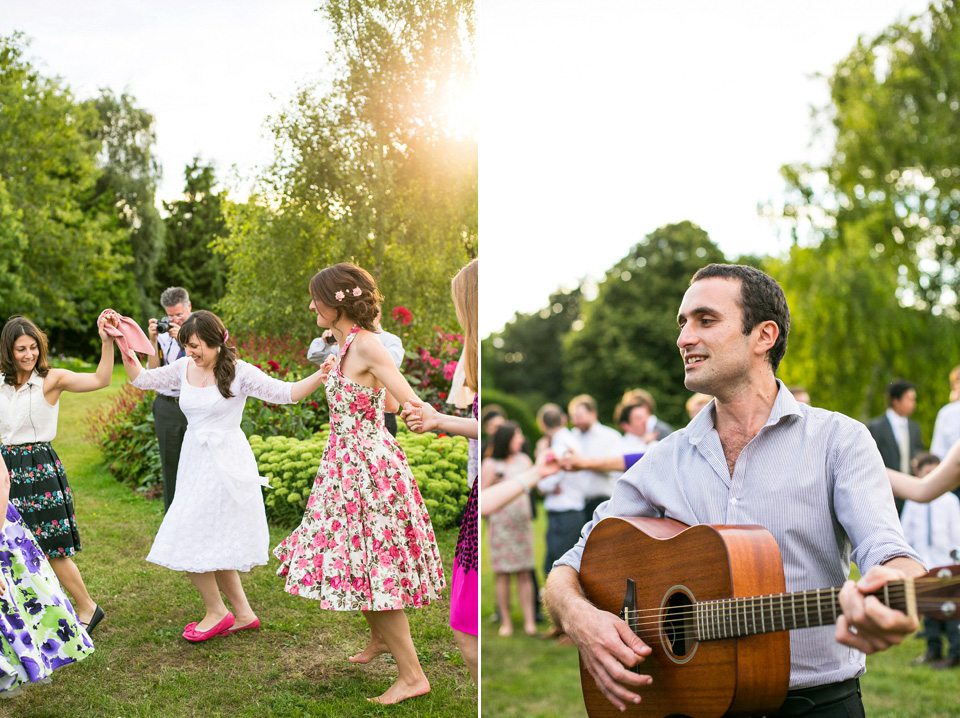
{"left": 557, "top": 381, "right": 922, "bottom": 689}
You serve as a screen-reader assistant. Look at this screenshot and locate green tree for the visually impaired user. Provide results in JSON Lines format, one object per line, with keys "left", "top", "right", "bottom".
{"left": 481, "top": 286, "right": 582, "bottom": 413}
{"left": 87, "top": 89, "right": 165, "bottom": 322}
{"left": 221, "top": 0, "right": 477, "bottom": 346}
{"left": 157, "top": 158, "right": 229, "bottom": 312}
{"left": 216, "top": 199, "right": 334, "bottom": 341}
{"left": 0, "top": 33, "right": 129, "bottom": 352}
{"left": 769, "top": 0, "right": 960, "bottom": 434}
{"left": 777, "top": 0, "right": 960, "bottom": 311}
{"left": 563, "top": 222, "right": 727, "bottom": 427}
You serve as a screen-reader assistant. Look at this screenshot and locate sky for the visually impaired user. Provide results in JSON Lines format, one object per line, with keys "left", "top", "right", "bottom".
{"left": 2, "top": 0, "right": 334, "bottom": 202}
{"left": 479, "top": 0, "right": 933, "bottom": 337}
{"left": 1, "top": 1, "right": 935, "bottom": 338}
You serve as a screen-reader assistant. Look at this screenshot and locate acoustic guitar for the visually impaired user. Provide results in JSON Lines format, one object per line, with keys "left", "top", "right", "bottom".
{"left": 577, "top": 516, "right": 960, "bottom": 718}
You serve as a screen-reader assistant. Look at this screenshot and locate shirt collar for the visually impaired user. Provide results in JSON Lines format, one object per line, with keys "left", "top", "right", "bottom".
{"left": 0, "top": 370, "right": 43, "bottom": 394}
{"left": 685, "top": 379, "right": 801, "bottom": 446}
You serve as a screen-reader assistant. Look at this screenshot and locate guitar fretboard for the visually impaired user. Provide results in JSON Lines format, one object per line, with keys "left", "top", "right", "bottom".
{"left": 696, "top": 581, "right": 910, "bottom": 640}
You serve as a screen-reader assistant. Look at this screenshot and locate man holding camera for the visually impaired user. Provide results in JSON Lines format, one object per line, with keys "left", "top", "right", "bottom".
{"left": 147, "top": 286, "right": 193, "bottom": 511}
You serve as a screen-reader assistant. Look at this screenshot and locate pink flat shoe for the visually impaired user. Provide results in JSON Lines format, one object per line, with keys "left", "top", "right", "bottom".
{"left": 183, "top": 612, "right": 235, "bottom": 642}
{"left": 225, "top": 617, "right": 260, "bottom": 635}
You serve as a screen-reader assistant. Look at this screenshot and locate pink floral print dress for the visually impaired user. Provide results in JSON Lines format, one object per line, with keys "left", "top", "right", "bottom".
{"left": 274, "top": 327, "right": 445, "bottom": 610}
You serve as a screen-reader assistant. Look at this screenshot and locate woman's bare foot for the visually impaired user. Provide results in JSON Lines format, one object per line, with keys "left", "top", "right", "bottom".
{"left": 349, "top": 636, "right": 390, "bottom": 663}
{"left": 498, "top": 624, "right": 513, "bottom": 637}
{"left": 524, "top": 624, "right": 538, "bottom": 636}
{"left": 367, "top": 676, "right": 431, "bottom": 704}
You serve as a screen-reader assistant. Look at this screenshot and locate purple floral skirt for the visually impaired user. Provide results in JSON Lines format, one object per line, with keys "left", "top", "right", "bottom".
{"left": 0, "top": 504, "right": 94, "bottom": 694}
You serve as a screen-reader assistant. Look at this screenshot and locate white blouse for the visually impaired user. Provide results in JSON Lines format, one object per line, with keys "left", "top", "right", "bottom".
{"left": 0, "top": 371, "right": 59, "bottom": 445}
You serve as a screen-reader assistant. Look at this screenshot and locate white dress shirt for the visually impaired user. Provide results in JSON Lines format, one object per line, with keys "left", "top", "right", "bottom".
{"left": 307, "top": 329, "right": 404, "bottom": 368}
{"left": 931, "top": 400, "right": 960, "bottom": 460}
{"left": 573, "top": 421, "right": 623, "bottom": 500}
{"left": 901, "top": 492, "right": 960, "bottom": 568}
{"left": 539, "top": 428, "right": 586, "bottom": 512}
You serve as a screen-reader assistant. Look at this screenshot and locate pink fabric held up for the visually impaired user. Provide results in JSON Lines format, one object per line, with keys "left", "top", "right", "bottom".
{"left": 97, "top": 309, "right": 155, "bottom": 361}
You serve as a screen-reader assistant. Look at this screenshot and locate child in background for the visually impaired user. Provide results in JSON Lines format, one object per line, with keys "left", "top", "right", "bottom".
{"left": 900, "top": 451, "right": 960, "bottom": 669}
{"left": 0, "top": 454, "right": 93, "bottom": 696}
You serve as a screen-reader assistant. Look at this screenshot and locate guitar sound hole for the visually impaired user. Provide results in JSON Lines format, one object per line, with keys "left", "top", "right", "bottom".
{"left": 662, "top": 588, "right": 696, "bottom": 662}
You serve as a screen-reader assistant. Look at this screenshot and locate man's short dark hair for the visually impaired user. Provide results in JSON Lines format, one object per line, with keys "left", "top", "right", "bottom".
{"left": 537, "top": 403, "right": 566, "bottom": 430}
{"left": 886, "top": 379, "right": 916, "bottom": 405}
{"left": 691, "top": 263, "right": 790, "bottom": 372}
{"left": 912, "top": 450, "right": 940, "bottom": 475}
{"left": 619, "top": 404, "right": 646, "bottom": 427}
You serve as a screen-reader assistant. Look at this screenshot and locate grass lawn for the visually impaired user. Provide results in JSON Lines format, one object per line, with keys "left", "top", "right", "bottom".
{"left": 481, "top": 508, "right": 960, "bottom": 718}
{"left": 3, "top": 369, "right": 476, "bottom": 717}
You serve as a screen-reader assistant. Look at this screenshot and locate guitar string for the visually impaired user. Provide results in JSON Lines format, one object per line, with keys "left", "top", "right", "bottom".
{"left": 618, "top": 582, "right": 954, "bottom": 634}
{"left": 617, "top": 578, "right": 955, "bottom": 621}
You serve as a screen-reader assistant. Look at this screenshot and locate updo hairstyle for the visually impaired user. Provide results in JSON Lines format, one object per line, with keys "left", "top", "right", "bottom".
{"left": 1, "top": 316, "right": 51, "bottom": 385}
{"left": 177, "top": 310, "right": 237, "bottom": 399}
{"left": 309, "top": 263, "right": 384, "bottom": 331}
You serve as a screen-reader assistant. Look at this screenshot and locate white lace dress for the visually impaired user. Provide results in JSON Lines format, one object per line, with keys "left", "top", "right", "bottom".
{"left": 132, "top": 358, "right": 294, "bottom": 572}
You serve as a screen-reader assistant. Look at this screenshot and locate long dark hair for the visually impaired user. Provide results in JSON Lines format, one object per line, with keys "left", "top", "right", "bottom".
{"left": 177, "top": 310, "right": 236, "bottom": 399}
{"left": 490, "top": 421, "right": 520, "bottom": 460}
{"left": 1, "top": 316, "right": 50, "bottom": 385}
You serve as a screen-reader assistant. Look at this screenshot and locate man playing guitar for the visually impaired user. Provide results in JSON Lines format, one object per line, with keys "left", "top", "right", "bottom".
{"left": 544, "top": 264, "right": 925, "bottom": 717}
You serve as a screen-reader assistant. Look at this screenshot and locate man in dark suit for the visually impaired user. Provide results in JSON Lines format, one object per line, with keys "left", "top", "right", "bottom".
{"left": 868, "top": 378, "right": 924, "bottom": 514}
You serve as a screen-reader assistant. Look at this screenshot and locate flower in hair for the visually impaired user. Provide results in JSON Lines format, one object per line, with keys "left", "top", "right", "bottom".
{"left": 351, "top": 287, "right": 362, "bottom": 297}
{"left": 335, "top": 290, "right": 345, "bottom": 301}
{"left": 223, "top": 330, "right": 229, "bottom": 342}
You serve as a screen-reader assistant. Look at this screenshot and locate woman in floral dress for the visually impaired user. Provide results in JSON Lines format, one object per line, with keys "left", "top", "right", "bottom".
{"left": 274, "top": 263, "right": 445, "bottom": 705}
{"left": 0, "top": 454, "right": 93, "bottom": 696}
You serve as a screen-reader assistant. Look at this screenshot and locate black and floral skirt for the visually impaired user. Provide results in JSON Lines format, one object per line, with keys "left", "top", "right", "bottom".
{"left": 2, "top": 442, "right": 82, "bottom": 558}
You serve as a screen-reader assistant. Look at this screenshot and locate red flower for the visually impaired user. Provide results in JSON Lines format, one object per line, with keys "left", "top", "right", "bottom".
{"left": 392, "top": 306, "right": 413, "bottom": 325}
{"left": 267, "top": 360, "right": 281, "bottom": 372}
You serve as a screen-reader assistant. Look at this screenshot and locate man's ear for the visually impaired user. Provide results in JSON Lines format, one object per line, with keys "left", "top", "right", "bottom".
{"left": 754, "top": 320, "right": 779, "bottom": 356}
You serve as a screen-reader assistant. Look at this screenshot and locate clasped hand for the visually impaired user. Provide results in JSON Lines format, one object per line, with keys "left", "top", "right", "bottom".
{"left": 400, "top": 400, "right": 438, "bottom": 433}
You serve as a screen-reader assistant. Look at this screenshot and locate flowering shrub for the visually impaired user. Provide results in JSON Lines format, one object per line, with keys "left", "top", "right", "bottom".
{"left": 233, "top": 332, "right": 330, "bottom": 439}
{"left": 252, "top": 426, "right": 469, "bottom": 529}
{"left": 87, "top": 385, "right": 163, "bottom": 495}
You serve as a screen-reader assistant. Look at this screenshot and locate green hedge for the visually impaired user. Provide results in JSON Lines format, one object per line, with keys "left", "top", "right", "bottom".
{"left": 251, "top": 425, "right": 469, "bottom": 529}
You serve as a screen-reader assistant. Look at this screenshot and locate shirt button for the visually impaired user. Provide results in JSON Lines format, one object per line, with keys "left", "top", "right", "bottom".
{"left": 729, "top": 497, "right": 738, "bottom": 505}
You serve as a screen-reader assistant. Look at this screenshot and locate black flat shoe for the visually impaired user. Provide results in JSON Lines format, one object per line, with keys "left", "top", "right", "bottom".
{"left": 82, "top": 605, "right": 104, "bottom": 635}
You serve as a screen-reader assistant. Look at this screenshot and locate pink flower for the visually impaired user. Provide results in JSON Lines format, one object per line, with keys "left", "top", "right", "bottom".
{"left": 443, "top": 361, "right": 458, "bottom": 380}
{"left": 391, "top": 306, "right": 413, "bottom": 325}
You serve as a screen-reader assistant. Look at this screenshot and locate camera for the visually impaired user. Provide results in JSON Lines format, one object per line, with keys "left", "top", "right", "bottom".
{"left": 324, "top": 334, "right": 337, "bottom": 345}
{"left": 156, "top": 317, "right": 173, "bottom": 334}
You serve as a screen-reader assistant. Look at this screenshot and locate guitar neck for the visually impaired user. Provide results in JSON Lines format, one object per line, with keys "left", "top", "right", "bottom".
{"left": 696, "top": 579, "right": 916, "bottom": 641}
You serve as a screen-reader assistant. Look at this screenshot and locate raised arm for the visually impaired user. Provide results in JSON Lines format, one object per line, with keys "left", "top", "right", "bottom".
{"left": 45, "top": 325, "right": 115, "bottom": 403}
{"left": 888, "top": 438, "right": 960, "bottom": 502}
